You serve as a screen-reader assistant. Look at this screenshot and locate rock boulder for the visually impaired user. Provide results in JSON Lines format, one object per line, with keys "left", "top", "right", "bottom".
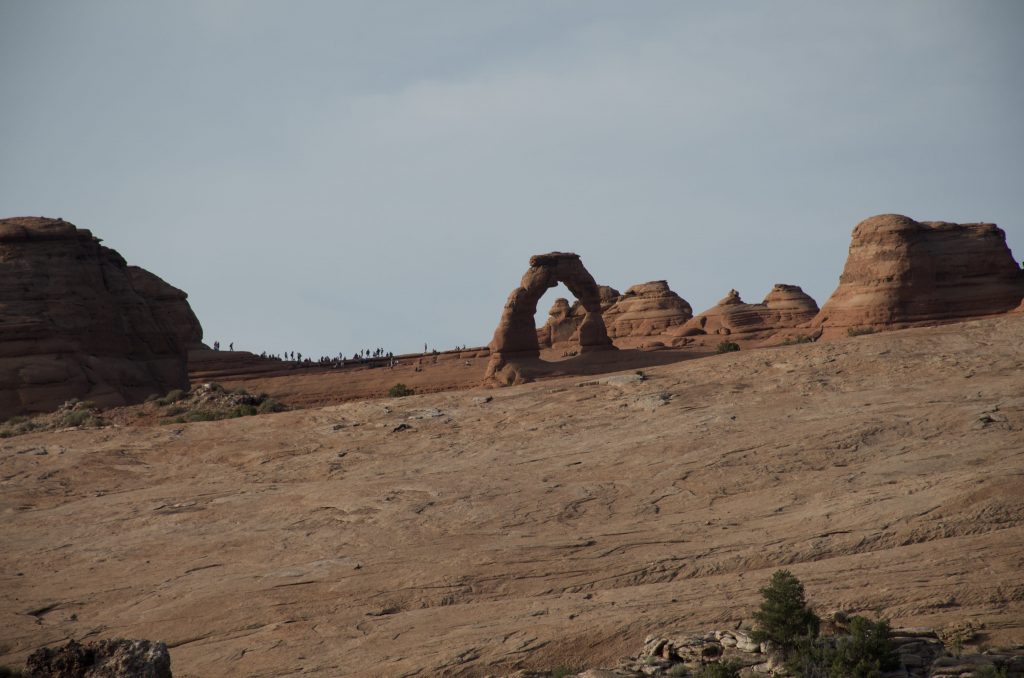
{"left": 25, "top": 638, "right": 172, "bottom": 678}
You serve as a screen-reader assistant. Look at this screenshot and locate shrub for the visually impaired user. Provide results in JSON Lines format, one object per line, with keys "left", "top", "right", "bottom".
{"left": 752, "top": 570, "right": 820, "bottom": 655}
{"left": 156, "top": 389, "right": 186, "bottom": 406}
{"left": 59, "top": 409, "right": 95, "bottom": 428}
{"left": 783, "top": 335, "right": 813, "bottom": 345}
{"left": 975, "top": 664, "right": 1010, "bottom": 678}
{"left": 257, "top": 398, "right": 286, "bottom": 414}
{"left": 667, "top": 663, "right": 689, "bottom": 676}
{"left": 696, "top": 659, "right": 742, "bottom": 677}
{"left": 716, "top": 341, "right": 740, "bottom": 354}
{"left": 230, "top": 404, "right": 259, "bottom": 418}
{"left": 829, "top": 616, "right": 898, "bottom": 677}
{"left": 388, "top": 383, "right": 414, "bottom": 397}
{"left": 786, "top": 616, "right": 897, "bottom": 678}
{"left": 847, "top": 327, "right": 875, "bottom": 337}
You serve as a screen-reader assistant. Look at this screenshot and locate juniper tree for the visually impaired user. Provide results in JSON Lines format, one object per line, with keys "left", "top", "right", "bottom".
{"left": 751, "top": 569, "right": 820, "bottom": 654}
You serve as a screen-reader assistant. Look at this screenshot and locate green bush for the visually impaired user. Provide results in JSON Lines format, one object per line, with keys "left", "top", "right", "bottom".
{"left": 696, "top": 659, "right": 742, "bottom": 677}
{"left": 230, "top": 404, "right": 259, "bottom": 418}
{"left": 257, "top": 398, "right": 286, "bottom": 414}
{"left": 156, "top": 388, "right": 186, "bottom": 406}
{"left": 783, "top": 335, "right": 813, "bottom": 345}
{"left": 847, "top": 327, "right": 875, "bottom": 337}
{"left": 388, "top": 383, "right": 414, "bottom": 397}
{"left": 752, "top": 570, "right": 820, "bottom": 654}
{"left": 59, "top": 409, "right": 95, "bottom": 428}
{"left": 975, "top": 664, "right": 1010, "bottom": 678}
{"left": 716, "top": 341, "right": 740, "bottom": 354}
{"left": 787, "top": 616, "right": 897, "bottom": 678}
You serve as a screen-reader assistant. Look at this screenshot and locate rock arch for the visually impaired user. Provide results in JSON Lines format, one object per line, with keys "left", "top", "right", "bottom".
{"left": 485, "top": 252, "right": 614, "bottom": 384}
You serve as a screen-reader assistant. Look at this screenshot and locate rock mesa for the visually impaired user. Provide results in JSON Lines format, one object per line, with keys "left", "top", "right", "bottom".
{"left": 810, "top": 214, "right": 1024, "bottom": 337}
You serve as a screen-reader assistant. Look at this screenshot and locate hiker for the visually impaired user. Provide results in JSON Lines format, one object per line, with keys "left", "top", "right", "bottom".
{"left": 229, "top": 342, "right": 233, "bottom": 351}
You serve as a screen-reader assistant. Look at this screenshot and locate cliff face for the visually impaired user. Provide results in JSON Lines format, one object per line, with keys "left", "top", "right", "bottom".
{"left": 127, "top": 266, "right": 205, "bottom": 350}
{"left": 0, "top": 217, "right": 201, "bottom": 417}
{"left": 811, "top": 214, "right": 1024, "bottom": 337}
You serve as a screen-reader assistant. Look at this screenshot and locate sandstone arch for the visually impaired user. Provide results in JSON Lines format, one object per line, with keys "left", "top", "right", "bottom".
{"left": 485, "top": 252, "right": 614, "bottom": 384}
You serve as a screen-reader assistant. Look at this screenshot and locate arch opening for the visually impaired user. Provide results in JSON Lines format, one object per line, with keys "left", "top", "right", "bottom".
{"left": 484, "top": 252, "right": 615, "bottom": 385}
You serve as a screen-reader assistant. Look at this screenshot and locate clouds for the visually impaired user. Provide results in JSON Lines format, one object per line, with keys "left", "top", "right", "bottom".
{"left": 1, "top": 2, "right": 1022, "bottom": 356}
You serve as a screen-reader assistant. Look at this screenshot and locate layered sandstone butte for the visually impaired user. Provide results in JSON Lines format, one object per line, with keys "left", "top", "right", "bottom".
{"left": 602, "top": 281, "right": 693, "bottom": 339}
{"left": 810, "top": 214, "right": 1024, "bottom": 338}
{"left": 486, "top": 252, "right": 614, "bottom": 384}
{"left": 673, "top": 285, "right": 819, "bottom": 341}
{"left": 537, "top": 285, "right": 621, "bottom": 349}
{"left": 0, "top": 217, "right": 200, "bottom": 417}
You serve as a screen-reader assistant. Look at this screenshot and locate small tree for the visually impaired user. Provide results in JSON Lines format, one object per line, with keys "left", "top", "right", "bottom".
{"left": 828, "top": 616, "right": 898, "bottom": 677}
{"left": 752, "top": 570, "right": 820, "bottom": 654}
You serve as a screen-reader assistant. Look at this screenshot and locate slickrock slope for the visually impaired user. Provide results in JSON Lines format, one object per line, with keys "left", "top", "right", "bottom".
{"left": 811, "top": 214, "right": 1024, "bottom": 338}
{"left": 0, "top": 217, "right": 196, "bottom": 417}
{"left": 2, "top": 315, "right": 1023, "bottom": 677}
{"left": 673, "top": 285, "right": 819, "bottom": 342}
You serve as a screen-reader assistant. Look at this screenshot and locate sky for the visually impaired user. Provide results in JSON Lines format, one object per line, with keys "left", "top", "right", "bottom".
{"left": 2, "top": 1, "right": 1022, "bottom": 357}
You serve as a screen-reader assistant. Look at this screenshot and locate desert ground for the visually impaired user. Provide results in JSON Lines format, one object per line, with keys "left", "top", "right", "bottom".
{"left": 2, "top": 316, "right": 1023, "bottom": 676}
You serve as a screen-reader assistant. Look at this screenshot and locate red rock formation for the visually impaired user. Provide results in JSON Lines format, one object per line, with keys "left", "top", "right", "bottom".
{"left": 673, "top": 285, "right": 819, "bottom": 341}
{"left": 602, "top": 281, "right": 693, "bottom": 340}
{"left": 810, "top": 214, "right": 1024, "bottom": 338}
{"left": 536, "top": 285, "right": 621, "bottom": 349}
{"left": 486, "top": 252, "right": 614, "bottom": 384}
{"left": 0, "top": 217, "right": 198, "bottom": 417}
{"left": 128, "top": 266, "right": 205, "bottom": 350}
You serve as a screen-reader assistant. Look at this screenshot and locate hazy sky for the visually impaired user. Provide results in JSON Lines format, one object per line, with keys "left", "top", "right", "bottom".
{"left": 2, "top": 1, "right": 1022, "bottom": 357}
